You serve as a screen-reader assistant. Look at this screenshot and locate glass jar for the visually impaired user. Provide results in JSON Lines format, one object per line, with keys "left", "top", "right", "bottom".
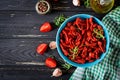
{"left": 90, "top": 0, "right": 114, "bottom": 14}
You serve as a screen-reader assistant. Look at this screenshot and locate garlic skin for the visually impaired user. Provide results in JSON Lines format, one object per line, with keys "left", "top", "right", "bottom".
{"left": 49, "top": 41, "right": 56, "bottom": 49}
{"left": 52, "top": 68, "right": 62, "bottom": 77}
{"left": 72, "top": 0, "right": 80, "bottom": 6}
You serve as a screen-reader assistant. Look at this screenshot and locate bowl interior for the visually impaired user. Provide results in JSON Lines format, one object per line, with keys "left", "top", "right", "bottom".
{"left": 56, "top": 14, "right": 110, "bottom": 68}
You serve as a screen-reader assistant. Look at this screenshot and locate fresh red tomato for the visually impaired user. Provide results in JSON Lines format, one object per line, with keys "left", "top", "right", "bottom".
{"left": 40, "top": 22, "right": 52, "bottom": 32}
{"left": 45, "top": 57, "right": 57, "bottom": 68}
{"left": 36, "top": 43, "right": 48, "bottom": 55}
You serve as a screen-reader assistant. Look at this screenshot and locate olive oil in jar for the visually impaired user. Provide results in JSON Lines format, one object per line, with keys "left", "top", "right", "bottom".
{"left": 90, "top": 0, "right": 114, "bottom": 14}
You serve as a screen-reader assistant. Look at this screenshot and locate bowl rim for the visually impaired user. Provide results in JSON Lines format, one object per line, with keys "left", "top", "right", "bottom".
{"left": 56, "top": 14, "right": 110, "bottom": 68}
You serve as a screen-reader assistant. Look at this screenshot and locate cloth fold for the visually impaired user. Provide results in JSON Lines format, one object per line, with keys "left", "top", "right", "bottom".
{"left": 69, "top": 6, "right": 120, "bottom": 80}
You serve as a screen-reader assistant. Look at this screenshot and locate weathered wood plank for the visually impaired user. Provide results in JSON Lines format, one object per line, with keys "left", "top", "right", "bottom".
{"left": 0, "top": 11, "right": 105, "bottom": 39}
{"left": 0, "top": 39, "right": 62, "bottom": 65}
{"left": 0, "top": 69, "right": 73, "bottom": 80}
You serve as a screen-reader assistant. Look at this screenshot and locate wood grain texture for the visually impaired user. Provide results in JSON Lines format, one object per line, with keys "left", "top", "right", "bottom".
{"left": 0, "top": 39, "right": 56, "bottom": 63}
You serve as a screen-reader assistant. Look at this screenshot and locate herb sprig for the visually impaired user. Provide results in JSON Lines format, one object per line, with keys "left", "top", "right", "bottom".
{"left": 93, "top": 28, "right": 104, "bottom": 39}
{"left": 62, "top": 62, "right": 72, "bottom": 70}
{"left": 54, "top": 14, "right": 67, "bottom": 27}
{"left": 84, "top": 0, "right": 90, "bottom": 8}
{"left": 69, "top": 46, "right": 79, "bottom": 60}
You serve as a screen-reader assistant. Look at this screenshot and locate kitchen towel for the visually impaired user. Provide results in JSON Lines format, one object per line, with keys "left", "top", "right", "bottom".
{"left": 69, "top": 6, "right": 120, "bottom": 80}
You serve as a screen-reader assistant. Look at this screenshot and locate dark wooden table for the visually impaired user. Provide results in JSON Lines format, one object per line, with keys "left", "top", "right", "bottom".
{"left": 0, "top": 0, "right": 119, "bottom": 80}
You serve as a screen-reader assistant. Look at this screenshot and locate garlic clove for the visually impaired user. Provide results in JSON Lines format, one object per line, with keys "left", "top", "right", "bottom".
{"left": 72, "top": 0, "right": 80, "bottom": 6}
{"left": 49, "top": 41, "right": 56, "bottom": 49}
{"left": 52, "top": 68, "right": 62, "bottom": 77}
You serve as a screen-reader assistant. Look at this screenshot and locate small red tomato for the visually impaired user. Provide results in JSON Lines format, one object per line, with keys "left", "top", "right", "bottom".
{"left": 45, "top": 57, "right": 57, "bottom": 68}
{"left": 40, "top": 22, "right": 52, "bottom": 32}
{"left": 36, "top": 43, "right": 48, "bottom": 55}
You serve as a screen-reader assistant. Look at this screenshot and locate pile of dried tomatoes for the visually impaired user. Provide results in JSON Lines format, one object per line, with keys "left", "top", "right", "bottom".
{"left": 60, "top": 17, "right": 106, "bottom": 64}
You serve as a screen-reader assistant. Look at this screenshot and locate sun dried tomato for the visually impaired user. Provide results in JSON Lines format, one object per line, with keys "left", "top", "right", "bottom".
{"left": 85, "top": 41, "right": 97, "bottom": 47}
{"left": 86, "top": 18, "right": 89, "bottom": 30}
{"left": 60, "top": 44, "right": 69, "bottom": 56}
{"left": 87, "top": 30, "right": 92, "bottom": 37}
{"left": 97, "top": 25, "right": 103, "bottom": 30}
{"left": 62, "top": 30, "right": 69, "bottom": 44}
{"left": 98, "top": 41, "right": 104, "bottom": 52}
{"left": 103, "top": 39, "right": 106, "bottom": 50}
{"left": 60, "top": 39, "right": 69, "bottom": 48}
{"left": 89, "top": 52, "right": 95, "bottom": 58}
{"left": 67, "top": 22, "right": 72, "bottom": 27}
{"left": 75, "top": 58, "right": 85, "bottom": 64}
{"left": 89, "top": 59, "right": 94, "bottom": 62}
{"left": 70, "top": 26, "right": 76, "bottom": 31}
{"left": 64, "top": 27, "right": 70, "bottom": 31}
{"left": 91, "top": 36, "right": 98, "bottom": 42}
{"left": 81, "top": 47, "right": 87, "bottom": 58}
{"left": 81, "top": 30, "right": 85, "bottom": 35}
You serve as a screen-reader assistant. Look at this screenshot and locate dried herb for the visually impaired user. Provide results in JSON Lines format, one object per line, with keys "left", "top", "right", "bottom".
{"left": 62, "top": 62, "right": 72, "bottom": 70}
{"left": 84, "top": 0, "right": 91, "bottom": 8}
{"left": 69, "top": 46, "right": 79, "bottom": 60}
{"left": 54, "top": 14, "right": 67, "bottom": 27}
{"left": 93, "top": 28, "right": 104, "bottom": 39}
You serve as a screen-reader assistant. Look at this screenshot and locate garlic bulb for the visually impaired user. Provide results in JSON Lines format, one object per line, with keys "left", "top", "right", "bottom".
{"left": 72, "top": 0, "right": 80, "bottom": 6}
{"left": 49, "top": 41, "right": 56, "bottom": 49}
{"left": 52, "top": 68, "right": 62, "bottom": 77}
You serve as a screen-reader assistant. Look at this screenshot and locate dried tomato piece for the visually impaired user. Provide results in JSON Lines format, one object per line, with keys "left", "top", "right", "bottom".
{"left": 70, "top": 26, "right": 76, "bottom": 31}
{"left": 97, "top": 25, "right": 103, "bottom": 30}
{"left": 91, "top": 36, "right": 98, "bottom": 42}
{"left": 89, "top": 17, "right": 93, "bottom": 24}
{"left": 64, "top": 27, "right": 70, "bottom": 31}
{"left": 74, "top": 58, "right": 85, "bottom": 64}
{"left": 86, "top": 37, "right": 91, "bottom": 41}
{"left": 93, "top": 24, "right": 98, "bottom": 28}
{"left": 81, "top": 47, "right": 87, "bottom": 58}
{"left": 88, "top": 59, "right": 94, "bottom": 62}
{"left": 67, "top": 22, "right": 72, "bottom": 27}
{"left": 89, "top": 52, "right": 95, "bottom": 58}
{"left": 60, "top": 39, "right": 69, "bottom": 48}
{"left": 75, "top": 41, "right": 81, "bottom": 46}
{"left": 60, "top": 44, "right": 69, "bottom": 56}
{"left": 85, "top": 41, "right": 97, "bottom": 47}
{"left": 86, "top": 18, "right": 89, "bottom": 30}
{"left": 98, "top": 41, "right": 104, "bottom": 52}
{"left": 87, "top": 30, "right": 92, "bottom": 37}
{"left": 62, "top": 30, "right": 69, "bottom": 44}
{"left": 81, "top": 30, "right": 85, "bottom": 35}
{"left": 95, "top": 54, "right": 100, "bottom": 59}
{"left": 103, "top": 39, "right": 106, "bottom": 50}
{"left": 75, "top": 18, "right": 82, "bottom": 25}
